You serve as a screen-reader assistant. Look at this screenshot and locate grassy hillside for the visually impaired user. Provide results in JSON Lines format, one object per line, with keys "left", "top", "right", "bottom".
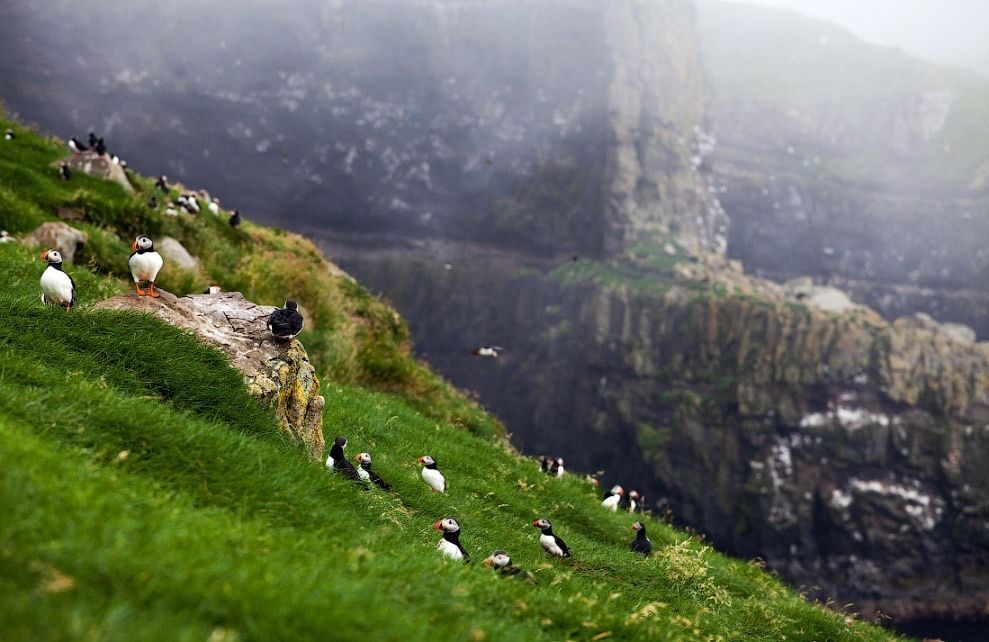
{"left": 0, "top": 118, "right": 899, "bottom": 640}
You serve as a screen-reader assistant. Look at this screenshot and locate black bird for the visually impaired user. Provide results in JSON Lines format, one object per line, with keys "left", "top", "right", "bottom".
{"left": 532, "top": 518, "right": 571, "bottom": 557}
{"left": 155, "top": 175, "right": 169, "bottom": 192}
{"left": 88, "top": 132, "right": 97, "bottom": 148}
{"left": 325, "top": 436, "right": 362, "bottom": 482}
{"left": 67, "top": 137, "right": 88, "bottom": 154}
{"left": 354, "top": 452, "right": 391, "bottom": 490}
{"left": 629, "top": 522, "right": 652, "bottom": 556}
{"left": 539, "top": 455, "right": 551, "bottom": 474}
{"left": 4, "top": 129, "right": 13, "bottom": 140}
{"left": 148, "top": 195, "right": 158, "bottom": 210}
{"left": 229, "top": 209, "right": 241, "bottom": 227}
{"left": 267, "top": 299, "right": 304, "bottom": 340}
{"left": 94, "top": 138, "right": 107, "bottom": 156}
{"left": 483, "top": 550, "right": 537, "bottom": 584}
{"left": 58, "top": 162, "right": 72, "bottom": 181}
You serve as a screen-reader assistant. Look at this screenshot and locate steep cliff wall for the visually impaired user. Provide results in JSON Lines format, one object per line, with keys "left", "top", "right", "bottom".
{"left": 335, "top": 241, "right": 989, "bottom": 622}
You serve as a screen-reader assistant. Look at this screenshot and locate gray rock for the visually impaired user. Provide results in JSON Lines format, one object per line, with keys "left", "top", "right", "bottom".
{"left": 895, "top": 312, "right": 977, "bottom": 344}
{"left": 23, "top": 222, "right": 88, "bottom": 262}
{"left": 95, "top": 290, "right": 324, "bottom": 459}
{"left": 156, "top": 237, "right": 200, "bottom": 272}
{"left": 58, "top": 151, "right": 134, "bottom": 192}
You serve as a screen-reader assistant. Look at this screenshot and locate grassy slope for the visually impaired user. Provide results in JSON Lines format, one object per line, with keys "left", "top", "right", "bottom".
{"left": 0, "top": 119, "right": 898, "bottom": 641}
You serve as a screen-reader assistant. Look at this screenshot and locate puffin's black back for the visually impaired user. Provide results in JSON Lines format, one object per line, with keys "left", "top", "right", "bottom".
{"left": 268, "top": 306, "right": 304, "bottom": 338}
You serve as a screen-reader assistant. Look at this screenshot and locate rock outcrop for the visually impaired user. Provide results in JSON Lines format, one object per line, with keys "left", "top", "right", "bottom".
{"left": 23, "top": 221, "right": 88, "bottom": 262}
{"left": 95, "top": 290, "right": 324, "bottom": 458}
{"left": 58, "top": 151, "right": 134, "bottom": 192}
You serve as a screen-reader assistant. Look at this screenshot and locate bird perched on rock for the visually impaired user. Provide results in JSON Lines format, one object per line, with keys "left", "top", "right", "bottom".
{"left": 267, "top": 299, "right": 304, "bottom": 340}
{"left": 355, "top": 452, "right": 391, "bottom": 490}
{"left": 128, "top": 235, "right": 164, "bottom": 297}
{"left": 88, "top": 132, "right": 98, "bottom": 148}
{"left": 325, "top": 436, "right": 362, "bottom": 482}
{"left": 58, "top": 161, "right": 72, "bottom": 180}
{"left": 483, "top": 550, "right": 536, "bottom": 584}
{"left": 155, "top": 175, "right": 169, "bottom": 192}
{"left": 4, "top": 128, "right": 14, "bottom": 140}
{"left": 203, "top": 285, "right": 222, "bottom": 295}
{"left": 602, "top": 485, "right": 624, "bottom": 512}
{"left": 434, "top": 517, "right": 470, "bottom": 562}
{"left": 94, "top": 138, "right": 107, "bottom": 156}
{"left": 67, "top": 137, "right": 88, "bottom": 154}
{"left": 229, "top": 210, "right": 241, "bottom": 227}
{"left": 208, "top": 198, "right": 221, "bottom": 215}
{"left": 39, "top": 250, "right": 77, "bottom": 310}
{"left": 418, "top": 455, "right": 446, "bottom": 493}
{"left": 627, "top": 490, "right": 641, "bottom": 513}
{"left": 471, "top": 345, "right": 503, "bottom": 358}
{"left": 532, "top": 518, "right": 570, "bottom": 558}
{"left": 0, "top": 230, "right": 15, "bottom": 243}
{"left": 629, "top": 522, "right": 652, "bottom": 556}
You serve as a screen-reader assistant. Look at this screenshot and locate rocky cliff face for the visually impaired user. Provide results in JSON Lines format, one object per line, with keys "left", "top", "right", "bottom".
{"left": 96, "top": 290, "right": 325, "bottom": 459}
{"left": 334, "top": 241, "right": 989, "bottom": 622}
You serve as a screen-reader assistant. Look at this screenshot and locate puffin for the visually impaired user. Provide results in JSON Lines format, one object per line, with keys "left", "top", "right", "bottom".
{"left": 602, "top": 485, "right": 624, "bottom": 512}
{"left": 551, "top": 457, "right": 565, "bottom": 477}
{"left": 180, "top": 194, "right": 200, "bottom": 214}
{"left": 148, "top": 195, "right": 158, "bottom": 210}
{"left": 627, "top": 490, "right": 641, "bottom": 513}
{"left": 155, "top": 175, "right": 169, "bottom": 192}
{"left": 94, "top": 138, "right": 107, "bottom": 156}
{"left": 67, "top": 137, "right": 88, "bottom": 154}
{"left": 164, "top": 205, "right": 178, "bottom": 217}
{"left": 629, "top": 522, "right": 652, "bottom": 556}
{"left": 4, "top": 128, "right": 14, "bottom": 140}
{"left": 532, "top": 518, "right": 570, "bottom": 558}
{"left": 58, "top": 161, "right": 72, "bottom": 180}
{"left": 88, "top": 132, "right": 98, "bottom": 148}
{"left": 128, "top": 235, "right": 164, "bottom": 297}
{"left": 418, "top": 455, "right": 446, "bottom": 493}
{"left": 208, "top": 198, "right": 221, "bottom": 215}
{"left": 539, "top": 455, "right": 551, "bottom": 474}
{"left": 471, "top": 346, "right": 503, "bottom": 358}
{"left": 354, "top": 452, "right": 391, "bottom": 490}
{"left": 267, "top": 300, "right": 304, "bottom": 340}
{"left": 229, "top": 210, "right": 241, "bottom": 227}
{"left": 433, "top": 517, "right": 470, "bottom": 562}
{"left": 483, "top": 550, "right": 536, "bottom": 584}
{"left": 0, "top": 230, "right": 15, "bottom": 243}
{"left": 325, "top": 436, "right": 362, "bottom": 481}
{"left": 39, "top": 249, "right": 77, "bottom": 310}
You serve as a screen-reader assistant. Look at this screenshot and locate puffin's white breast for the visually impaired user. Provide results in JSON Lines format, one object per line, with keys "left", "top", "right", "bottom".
{"left": 325, "top": 454, "right": 335, "bottom": 469}
{"left": 437, "top": 538, "right": 463, "bottom": 560}
{"left": 40, "top": 266, "right": 73, "bottom": 305}
{"left": 357, "top": 467, "right": 370, "bottom": 482}
{"left": 602, "top": 495, "right": 620, "bottom": 511}
{"left": 422, "top": 467, "right": 446, "bottom": 493}
{"left": 129, "top": 251, "right": 163, "bottom": 282}
{"left": 540, "top": 533, "right": 564, "bottom": 557}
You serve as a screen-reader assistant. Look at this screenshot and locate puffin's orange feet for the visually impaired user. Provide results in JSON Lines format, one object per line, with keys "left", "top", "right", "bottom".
{"left": 134, "top": 283, "right": 147, "bottom": 296}
{"left": 148, "top": 283, "right": 160, "bottom": 298}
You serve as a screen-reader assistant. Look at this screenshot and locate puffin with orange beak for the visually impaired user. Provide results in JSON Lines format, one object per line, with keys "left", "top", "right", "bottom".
{"left": 128, "top": 235, "right": 164, "bottom": 297}
{"left": 532, "top": 518, "right": 570, "bottom": 558}
{"left": 629, "top": 521, "right": 652, "bottom": 556}
{"left": 601, "top": 485, "right": 624, "bottom": 512}
{"left": 39, "top": 249, "right": 77, "bottom": 310}
{"left": 483, "top": 550, "right": 536, "bottom": 584}
{"left": 433, "top": 517, "right": 469, "bottom": 562}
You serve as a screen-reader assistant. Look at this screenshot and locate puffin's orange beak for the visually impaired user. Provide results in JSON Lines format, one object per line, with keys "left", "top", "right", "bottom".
{"left": 432, "top": 520, "right": 443, "bottom": 531}
{"left": 417, "top": 457, "right": 426, "bottom": 464}
{"left": 131, "top": 241, "right": 138, "bottom": 251}
{"left": 531, "top": 520, "right": 540, "bottom": 527}
{"left": 39, "top": 250, "right": 48, "bottom": 261}
{"left": 482, "top": 556, "right": 494, "bottom": 568}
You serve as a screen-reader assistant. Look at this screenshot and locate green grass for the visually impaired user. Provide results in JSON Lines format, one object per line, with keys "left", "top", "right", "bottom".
{"left": 0, "top": 118, "right": 901, "bottom": 640}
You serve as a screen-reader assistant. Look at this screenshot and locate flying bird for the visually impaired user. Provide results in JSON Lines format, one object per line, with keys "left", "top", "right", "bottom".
{"left": 128, "top": 235, "right": 164, "bottom": 297}
{"left": 39, "top": 250, "right": 77, "bottom": 310}
{"left": 267, "top": 299, "right": 304, "bottom": 340}
{"left": 434, "top": 517, "right": 470, "bottom": 562}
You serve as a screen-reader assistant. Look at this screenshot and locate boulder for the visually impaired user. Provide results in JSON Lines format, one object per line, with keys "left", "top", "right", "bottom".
{"left": 783, "top": 277, "right": 856, "bottom": 314}
{"left": 57, "top": 151, "right": 134, "bottom": 192}
{"left": 94, "top": 290, "right": 324, "bottom": 459}
{"left": 23, "top": 222, "right": 88, "bottom": 262}
{"left": 156, "top": 237, "right": 200, "bottom": 271}
{"left": 895, "top": 312, "right": 977, "bottom": 344}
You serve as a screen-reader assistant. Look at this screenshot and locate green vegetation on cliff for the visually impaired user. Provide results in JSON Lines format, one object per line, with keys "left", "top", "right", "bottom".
{"left": 0, "top": 117, "right": 899, "bottom": 640}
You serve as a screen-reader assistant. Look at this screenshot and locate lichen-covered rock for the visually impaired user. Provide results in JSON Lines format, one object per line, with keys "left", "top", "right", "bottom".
{"left": 57, "top": 151, "right": 133, "bottom": 192}
{"left": 95, "top": 290, "right": 324, "bottom": 458}
{"left": 23, "top": 222, "right": 88, "bottom": 262}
